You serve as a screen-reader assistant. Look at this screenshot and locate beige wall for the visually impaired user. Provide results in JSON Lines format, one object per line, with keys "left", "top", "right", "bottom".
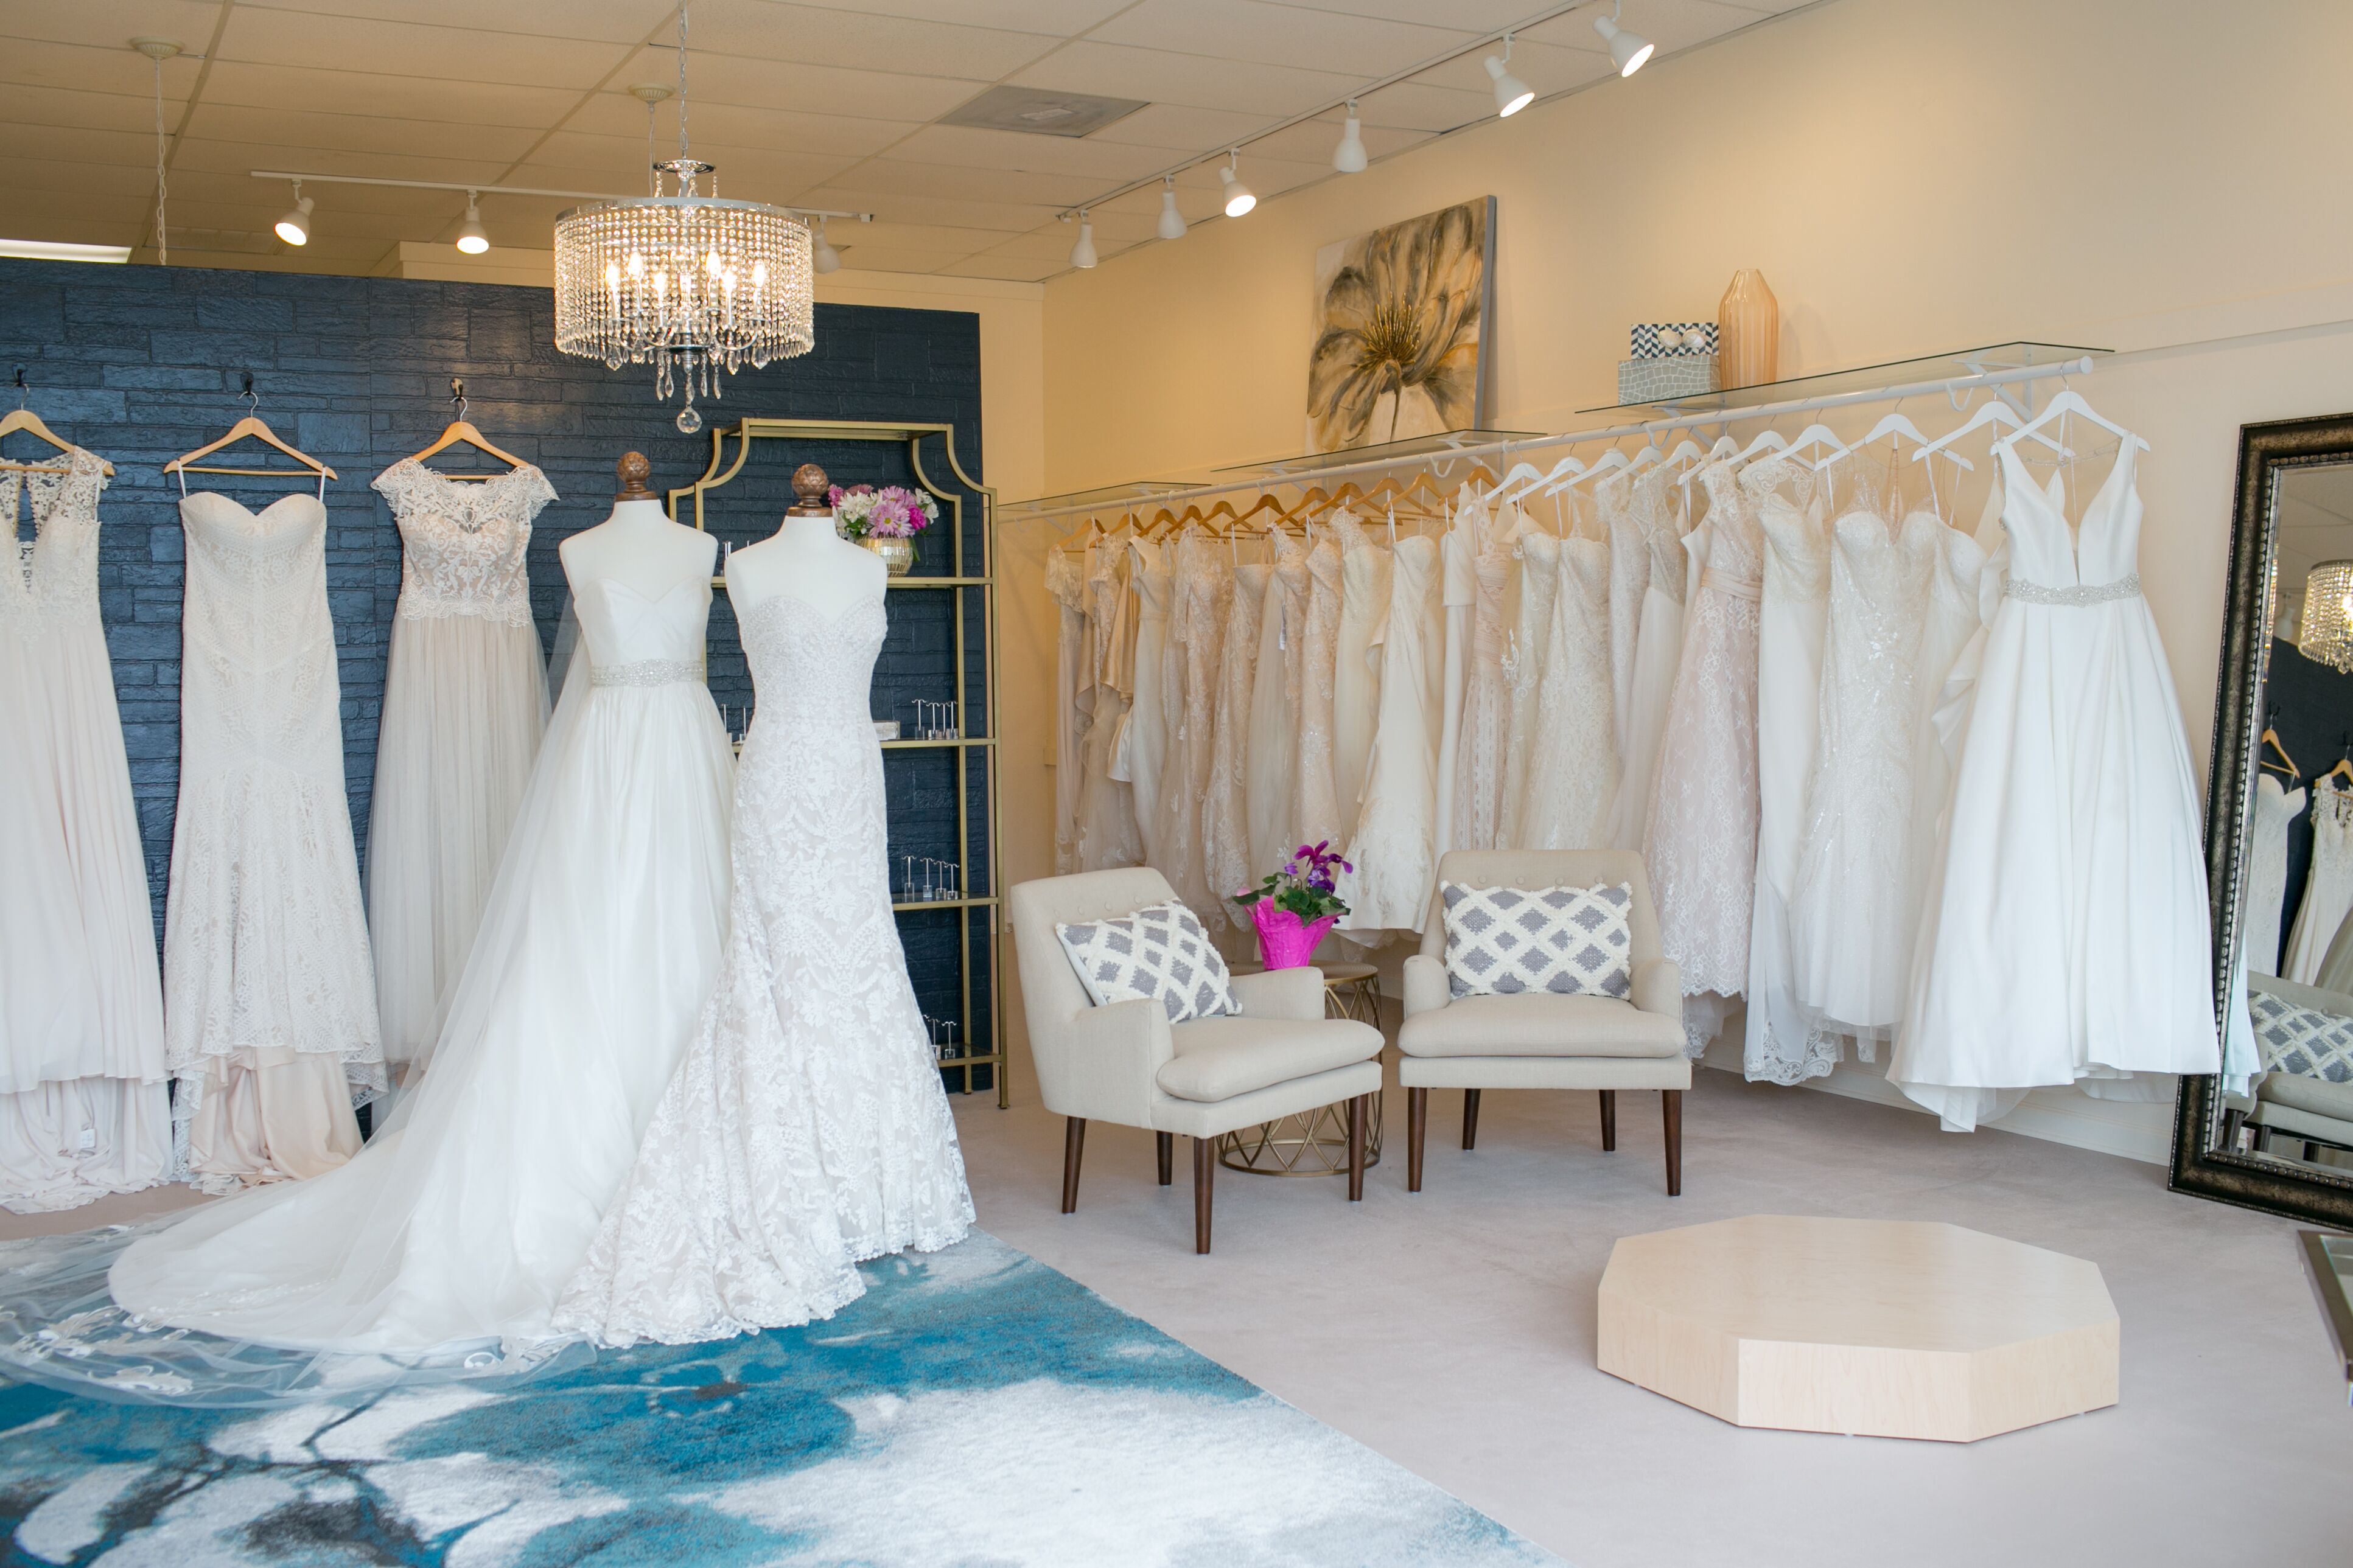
{"left": 993, "top": 0, "right": 2353, "bottom": 1126}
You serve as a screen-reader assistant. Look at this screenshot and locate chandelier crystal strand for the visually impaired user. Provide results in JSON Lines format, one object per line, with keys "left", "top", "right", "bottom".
{"left": 550, "top": 0, "right": 813, "bottom": 432}
{"left": 2302, "top": 561, "right": 2353, "bottom": 674}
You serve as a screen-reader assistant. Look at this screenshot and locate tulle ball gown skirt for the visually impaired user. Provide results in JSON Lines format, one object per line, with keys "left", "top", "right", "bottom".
{"left": 108, "top": 673, "right": 735, "bottom": 1362}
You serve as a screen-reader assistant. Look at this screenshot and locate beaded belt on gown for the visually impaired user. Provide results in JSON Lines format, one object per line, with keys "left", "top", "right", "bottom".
{"left": 2002, "top": 573, "right": 2141, "bottom": 606}
{"left": 590, "top": 657, "right": 702, "bottom": 688}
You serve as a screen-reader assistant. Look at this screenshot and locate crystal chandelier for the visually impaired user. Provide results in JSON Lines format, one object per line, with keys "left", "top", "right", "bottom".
{"left": 2301, "top": 560, "right": 2353, "bottom": 673}
{"left": 551, "top": 4, "right": 812, "bottom": 433}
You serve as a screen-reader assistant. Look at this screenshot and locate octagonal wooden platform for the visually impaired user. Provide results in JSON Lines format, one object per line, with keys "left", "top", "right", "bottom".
{"left": 1596, "top": 1215, "right": 2119, "bottom": 1443}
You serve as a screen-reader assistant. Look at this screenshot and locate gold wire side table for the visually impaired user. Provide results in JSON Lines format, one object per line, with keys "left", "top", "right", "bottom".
{"left": 1218, "top": 962, "right": 1385, "bottom": 1177}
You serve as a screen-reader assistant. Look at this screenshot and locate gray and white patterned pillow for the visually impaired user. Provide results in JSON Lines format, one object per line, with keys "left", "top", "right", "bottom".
{"left": 1055, "top": 899, "right": 1240, "bottom": 1023}
{"left": 2250, "top": 988, "right": 2353, "bottom": 1082}
{"left": 1442, "top": 881, "right": 1634, "bottom": 1000}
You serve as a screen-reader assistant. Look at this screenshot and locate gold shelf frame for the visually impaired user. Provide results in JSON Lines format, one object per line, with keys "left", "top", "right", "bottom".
{"left": 670, "top": 417, "right": 1006, "bottom": 1108}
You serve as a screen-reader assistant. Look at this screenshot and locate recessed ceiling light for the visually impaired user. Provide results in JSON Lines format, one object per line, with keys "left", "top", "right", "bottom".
{"left": 0, "top": 239, "right": 132, "bottom": 263}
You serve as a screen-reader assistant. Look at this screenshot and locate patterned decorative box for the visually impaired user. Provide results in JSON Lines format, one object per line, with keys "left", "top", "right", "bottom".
{"left": 1618, "top": 355, "right": 1719, "bottom": 404}
{"left": 1630, "top": 321, "right": 1718, "bottom": 359}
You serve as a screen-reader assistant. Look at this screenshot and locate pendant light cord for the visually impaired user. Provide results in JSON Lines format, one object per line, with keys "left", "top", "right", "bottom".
{"left": 152, "top": 55, "right": 169, "bottom": 265}
{"left": 676, "top": 4, "right": 690, "bottom": 163}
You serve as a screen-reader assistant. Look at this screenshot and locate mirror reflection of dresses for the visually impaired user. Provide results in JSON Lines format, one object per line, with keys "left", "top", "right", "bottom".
{"left": 2245, "top": 773, "right": 2305, "bottom": 979}
{"left": 2284, "top": 776, "right": 2353, "bottom": 986}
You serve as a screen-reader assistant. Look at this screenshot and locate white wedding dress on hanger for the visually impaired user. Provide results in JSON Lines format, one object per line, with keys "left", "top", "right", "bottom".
{"left": 1293, "top": 526, "right": 1347, "bottom": 851}
{"left": 1607, "top": 467, "right": 1687, "bottom": 850}
{"left": 1115, "top": 538, "right": 1172, "bottom": 868}
{"left": 2285, "top": 777, "right": 2353, "bottom": 986}
{"left": 1499, "top": 524, "right": 1559, "bottom": 843}
{"left": 0, "top": 449, "right": 173, "bottom": 1212}
{"left": 1330, "top": 510, "right": 1391, "bottom": 845}
{"left": 1246, "top": 528, "right": 1309, "bottom": 877}
{"left": 1520, "top": 533, "right": 1616, "bottom": 850}
{"left": 554, "top": 590, "right": 972, "bottom": 1346}
{"left": 0, "top": 548, "right": 741, "bottom": 1399}
{"left": 1155, "top": 533, "right": 1231, "bottom": 916}
{"left": 1204, "top": 556, "right": 1270, "bottom": 933}
{"left": 1451, "top": 512, "right": 1517, "bottom": 851}
{"left": 1895, "top": 439, "right": 2219, "bottom": 1129}
{"left": 1341, "top": 532, "right": 1444, "bottom": 932}
{"left": 1047, "top": 548, "right": 1089, "bottom": 873}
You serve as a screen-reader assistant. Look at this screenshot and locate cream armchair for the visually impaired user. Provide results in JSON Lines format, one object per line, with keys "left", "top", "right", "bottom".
{"left": 1009, "top": 868, "right": 1384, "bottom": 1253}
{"left": 1399, "top": 849, "right": 1690, "bottom": 1195}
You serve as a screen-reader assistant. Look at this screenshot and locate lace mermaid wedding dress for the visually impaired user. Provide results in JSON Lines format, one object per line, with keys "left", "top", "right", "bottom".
{"left": 1, "top": 450, "right": 172, "bottom": 1212}
{"left": 366, "top": 460, "right": 555, "bottom": 1071}
{"left": 0, "top": 550, "right": 738, "bottom": 1400}
{"left": 555, "top": 591, "right": 973, "bottom": 1346}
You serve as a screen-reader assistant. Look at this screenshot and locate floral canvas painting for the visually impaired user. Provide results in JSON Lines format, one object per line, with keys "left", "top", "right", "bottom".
{"left": 1306, "top": 197, "right": 1495, "bottom": 454}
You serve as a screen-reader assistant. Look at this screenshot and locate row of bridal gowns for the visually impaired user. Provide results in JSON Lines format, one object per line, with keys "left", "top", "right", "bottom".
{"left": 1075, "top": 535, "right": 1141, "bottom": 871}
{"left": 366, "top": 460, "right": 554, "bottom": 1071}
{"left": 1893, "top": 439, "right": 2219, "bottom": 1127}
{"left": 1047, "top": 547, "right": 1087, "bottom": 873}
{"left": 2284, "top": 776, "right": 2353, "bottom": 984}
{"left": 1153, "top": 531, "right": 1232, "bottom": 915}
{"left": 164, "top": 483, "right": 385, "bottom": 1193}
{"left": 1, "top": 450, "right": 173, "bottom": 1211}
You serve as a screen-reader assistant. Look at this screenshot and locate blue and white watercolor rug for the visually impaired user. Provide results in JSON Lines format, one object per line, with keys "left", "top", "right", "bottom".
{"left": 1, "top": 1231, "right": 1558, "bottom": 1566}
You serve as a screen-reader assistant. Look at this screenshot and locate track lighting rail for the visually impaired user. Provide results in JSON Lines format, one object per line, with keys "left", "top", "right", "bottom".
{"left": 246, "top": 170, "right": 872, "bottom": 223}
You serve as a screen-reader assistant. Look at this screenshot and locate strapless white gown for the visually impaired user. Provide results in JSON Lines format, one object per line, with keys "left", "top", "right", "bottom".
{"left": 79, "top": 562, "right": 735, "bottom": 1389}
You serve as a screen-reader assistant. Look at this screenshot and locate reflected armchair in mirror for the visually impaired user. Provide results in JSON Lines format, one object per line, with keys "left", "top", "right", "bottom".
{"left": 2175, "top": 412, "right": 2353, "bottom": 1225}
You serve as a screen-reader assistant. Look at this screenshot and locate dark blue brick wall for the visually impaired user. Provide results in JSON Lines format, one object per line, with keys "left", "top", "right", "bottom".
{"left": 1, "top": 258, "right": 992, "bottom": 1070}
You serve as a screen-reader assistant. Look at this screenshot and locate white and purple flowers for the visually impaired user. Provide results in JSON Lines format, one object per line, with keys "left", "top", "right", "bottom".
{"left": 830, "top": 483, "right": 939, "bottom": 540}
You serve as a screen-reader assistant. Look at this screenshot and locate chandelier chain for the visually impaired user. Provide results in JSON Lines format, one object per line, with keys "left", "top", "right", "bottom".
{"left": 152, "top": 56, "right": 169, "bottom": 266}
{"left": 676, "top": 4, "right": 690, "bottom": 167}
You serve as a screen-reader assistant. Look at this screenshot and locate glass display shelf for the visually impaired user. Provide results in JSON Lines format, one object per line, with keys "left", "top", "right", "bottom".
{"left": 998, "top": 479, "right": 1198, "bottom": 522}
{"left": 1214, "top": 428, "right": 1542, "bottom": 481}
{"left": 1580, "top": 341, "right": 2110, "bottom": 417}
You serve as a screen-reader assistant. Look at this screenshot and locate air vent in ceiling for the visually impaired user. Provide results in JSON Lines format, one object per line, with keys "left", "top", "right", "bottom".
{"left": 940, "top": 85, "right": 1147, "bottom": 139}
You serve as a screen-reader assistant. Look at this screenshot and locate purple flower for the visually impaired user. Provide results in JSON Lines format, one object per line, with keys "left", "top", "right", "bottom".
{"left": 1282, "top": 862, "right": 1299, "bottom": 876}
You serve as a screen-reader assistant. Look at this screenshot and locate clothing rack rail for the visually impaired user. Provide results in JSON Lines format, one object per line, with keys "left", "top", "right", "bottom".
{"left": 1006, "top": 355, "right": 2096, "bottom": 525}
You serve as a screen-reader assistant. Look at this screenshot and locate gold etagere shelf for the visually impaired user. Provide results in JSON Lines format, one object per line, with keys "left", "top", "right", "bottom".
{"left": 670, "top": 417, "right": 1006, "bottom": 1109}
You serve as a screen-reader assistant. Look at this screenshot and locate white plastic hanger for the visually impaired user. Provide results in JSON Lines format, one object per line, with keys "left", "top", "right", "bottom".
{"left": 1729, "top": 425, "right": 1789, "bottom": 464}
{"left": 1819, "top": 411, "right": 1973, "bottom": 474}
{"left": 1991, "top": 388, "right": 2148, "bottom": 458}
{"left": 1912, "top": 395, "right": 2071, "bottom": 467}
{"left": 1678, "top": 433, "right": 1737, "bottom": 490}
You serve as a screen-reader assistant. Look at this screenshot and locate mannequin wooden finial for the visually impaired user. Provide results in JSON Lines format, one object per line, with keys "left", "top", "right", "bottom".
{"left": 615, "top": 450, "right": 654, "bottom": 500}
{"left": 789, "top": 462, "right": 831, "bottom": 515}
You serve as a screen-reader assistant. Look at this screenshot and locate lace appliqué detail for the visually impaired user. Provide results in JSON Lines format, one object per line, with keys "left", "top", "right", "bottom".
{"left": 374, "top": 459, "right": 555, "bottom": 629}
{"left": 592, "top": 657, "right": 702, "bottom": 688}
{"left": 2003, "top": 572, "right": 2141, "bottom": 606}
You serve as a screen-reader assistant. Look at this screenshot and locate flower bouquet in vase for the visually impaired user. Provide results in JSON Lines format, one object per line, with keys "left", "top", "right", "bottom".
{"left": 830, "top": 483, "right": 939, "bottom": 576}
{"left": 1231, "top": 841, "right": 1352, "bottom": 969}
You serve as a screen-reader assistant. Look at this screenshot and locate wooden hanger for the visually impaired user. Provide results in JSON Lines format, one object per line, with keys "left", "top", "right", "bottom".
{"left": 0, "top": 368, "right": 110, "bottom": 475}
{"left": 2260, "top": 713, "right": 2299, "bottom": 779}
{"left": 167, "top": 375, "right": 337, "bottom": 481}
{"left": 403, "top": 380, "right": 527, "bottom": 478}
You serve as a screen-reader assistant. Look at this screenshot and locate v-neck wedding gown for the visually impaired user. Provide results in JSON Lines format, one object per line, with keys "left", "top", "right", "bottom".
{"left": 1895, "top": 441, "right": 2219, "bottom": 1128}
{"left": 555, "top": 591, "right": 971, "bottom": 1346}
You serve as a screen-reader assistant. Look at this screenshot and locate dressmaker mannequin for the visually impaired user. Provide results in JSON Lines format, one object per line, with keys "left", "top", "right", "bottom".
{"left": 726, "top": 462, "right": 886, "bottom": 616}
{"left": 559, "top": 451, "right": 716, "bottom": 594}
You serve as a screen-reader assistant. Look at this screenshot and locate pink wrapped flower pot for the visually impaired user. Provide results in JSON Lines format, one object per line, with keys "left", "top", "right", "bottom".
{"left": 1253, "top": 903, "right": 1337, "bottom": 969}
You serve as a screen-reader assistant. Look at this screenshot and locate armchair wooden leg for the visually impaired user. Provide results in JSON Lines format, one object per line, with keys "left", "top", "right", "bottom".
{"left": 1156, "top": 1131, "right": 1173, "bottom": 1186}
{"left": 1600, "top": 1089, "right": 1617, "bottom": 1152}
{"left": 1407, "top": 1087, "right": 1428, "bottom": 1192}
{"left": 1193, "top": 1135, "right": 1215, "bottom": 1254}
{"left": 1061, "top": 1117, "right": 1086, "bottom": 1214}
{"left": 1347, "top": 1094, "right": 1366, "bottom": 1202}
{"left": 1462, "top": 1088, "right": 1482, "bottom": 1151}
{"left": 1662, "top": 1089, "right": 1682, "bottom": 1197}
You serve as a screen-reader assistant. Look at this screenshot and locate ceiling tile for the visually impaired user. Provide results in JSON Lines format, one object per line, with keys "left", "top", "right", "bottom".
{"left": 1085, "top": 102, "right": 1284, "bottom": 153}
{"left": 933, "top": 253, "right": 1065, "bottom": 282}
{"left": 880, "top": 125, "right": 1176, "bottom": 182}
{"left": 1010, "top": 40, "right": 1358, "bottom": 119}
{"left": 183, "top": 103, "right": 545, "bottom": 165}
{"left": 609, "top": 48, "right": 977, "bottom": 119}
{"left": 0, "top": 0, "right": 224, "bottom": 51}
{"left": 797, "top": 189, "right": 1062, "bottom": 232}
{"left": 0, "top": 84, "right": 189, "bottom": 136}
{"left": 246, "top": 0, "right": 674, "bottom": 45}
{"left": 792, "top": 0, "right": 1130, "bottom": 29}
{"left": 7, "top": 158, "right": 155, "bottom": 199}
{"left": 0, "top": 38, "right": 206, "bottom": 98}
{"left": 1257, "top": 0, "right": 1550, "bottom": 26}
{"left": 560, "top": 93, "right": 920, "bottom": 158}
{"left": 200, "top": 61, "right": 586, "bottom": 128}
{"left": 816, "top": 158, "right": 1102, "bottom": 206}
{"left": 1352, "top": 77, "right": 1503, "bottom": 134}
{"left": 1248, "top": 113, "right": 1431, "bottom": 167}
{"left": 1405, "top": 37, "right": 1611, "bottom": 103}
{"left": 0, "top": 123, "right": 159, "bottom": 169}
{"left": 1089, "top": 0, "right": 1478, "bottom": 80}
{"left": 212, "top": 9, "right": 630, "bottom": 91}
{"left": 1519, "top": 0, "right": 1777, "bottom": 59}
{"left": 824, "top": 242, "right": 987, "bottom": 271}
{"left": 682, "top": 0, "right": 1061, "bottom": 78}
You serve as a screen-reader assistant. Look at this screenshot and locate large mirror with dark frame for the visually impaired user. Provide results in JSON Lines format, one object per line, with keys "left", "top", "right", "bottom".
{"left": 2175, "top": 413, "right": 2353, "bottom": 1228}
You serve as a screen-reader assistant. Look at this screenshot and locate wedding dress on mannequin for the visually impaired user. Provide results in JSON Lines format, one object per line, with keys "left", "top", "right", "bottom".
{"left": 0, "top": 449, "right": 172, "bottom": 1212}
{"left": 366, "top": 460, "right": 555, "bottom": 1073}
{"left": 1520, "top": 533, "right": 1616, "bottom": 849}
{"left": 1895, "top": 438, "right": 2219, "bottom": 1129}
{"left": 0, "top": 460, "right": 738, "bottom": 1401}
{"left": 1114, "top": 538, "right": 1172, "bottom": 867}
{"left": 1204, "top": 554, "right": 1270, "bottom": 933}
{"left": 1246, "top": 528, "right": 1308, "bottom": 877}
{"left": 1744, "top": 464, "right": 1834, "bottom": 1084}
{"left": 166, "top": 480, "right": 383, "bottom": 1191}
{"left": 1153, "top": 533, "right": 1231, "bottom": 915}
{"left": 1786, "top": 495, "right": 1939, "bottom": 1044}
{"left": 1293, "top": 525, "right": 1346, "bottom": 851}
{"left": 1331, "top": 509, "right": 1391, "bottom": 843}
{"left": 1607, "top": 467, "right": 1687, "bottom": 850}
{"left": 1645, "top": 455, "right": 1767, "bottom": 1049}
{"left": 556, "top": 487, "right": 971, "bottom": 1346}
{"left": 1341, "top": 532, "right": 1444, "bottom": 933}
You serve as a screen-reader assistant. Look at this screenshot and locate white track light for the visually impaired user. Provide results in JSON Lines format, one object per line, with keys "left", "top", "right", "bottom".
{"left": 1485, "top": 36, "right": 1534, "bottom": 117}
{"left": 1219, "top": 151, "right": 1256, "bottom": 218}
{"left": 1333, "top": 102, "right": 1368, "bottom": 173}
{"left": 811, "top": 216, "right": 841, "bottom": 274}
{"left": 455, "top": 193, "right": 489, "bottom": 254}
{"left": 1156, "top": 177, "right": 1188, "bottom": 240}
{"left": 1593, "top": 4, "right": 1654, "bottom": 77}
{"left": 274, "top": 183, "right": 313, "bottom": 246}
{"left": 1069, "top": 211, "right": 1098, "bottom": 269}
